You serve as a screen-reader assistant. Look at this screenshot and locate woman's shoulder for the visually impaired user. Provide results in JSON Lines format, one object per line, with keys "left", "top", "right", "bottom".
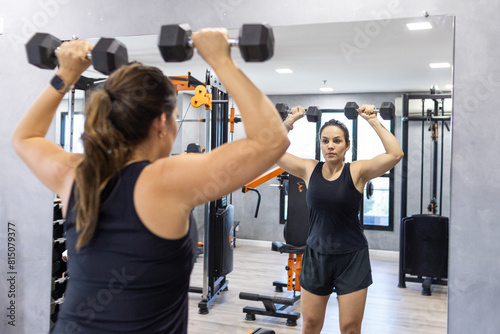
{"left": 345, "top": 160, "right": 361, "bottom": 179}
{"left": 307, "top": 159, "right": 322, "bottom": 176}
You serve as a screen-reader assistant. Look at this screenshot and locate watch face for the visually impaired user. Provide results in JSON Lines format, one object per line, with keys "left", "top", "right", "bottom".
{"left": 50, "top": 75, "right": 63, "bottom": 90}
{"left": 51, "top": 75, "right": 72, "bottom": 93}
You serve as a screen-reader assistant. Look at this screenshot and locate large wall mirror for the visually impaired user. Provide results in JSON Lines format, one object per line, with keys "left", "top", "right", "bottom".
{"left": 54, "top": 14, "right": 454, "bottom": 331}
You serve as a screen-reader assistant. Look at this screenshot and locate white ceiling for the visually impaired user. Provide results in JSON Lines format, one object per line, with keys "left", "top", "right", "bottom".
{"left": 85, "top": 15, "right": 454, "bottom": 95}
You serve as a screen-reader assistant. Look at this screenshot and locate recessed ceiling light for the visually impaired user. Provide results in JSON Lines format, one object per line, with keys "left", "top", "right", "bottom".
{"left": 429, "top": 63, "right": 451, "bottom": 69}
{"left": 320, "top": 87, "right": 334, "bottom": 92}
{"left": 275, "top": 68, "right": 293, "bottom": 74}
{"left": 406, "top": 22, "right": 433, "bottom": 30}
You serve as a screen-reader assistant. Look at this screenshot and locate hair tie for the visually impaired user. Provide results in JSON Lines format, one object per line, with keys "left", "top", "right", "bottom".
{"left": 105, "top": 89, "right": 115, "bottom": 102}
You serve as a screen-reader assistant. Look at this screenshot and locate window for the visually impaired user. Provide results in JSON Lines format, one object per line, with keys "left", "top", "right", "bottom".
{"left": 56, "top": 90, "right": 86, "bottom": 154}
{"left": 362, "top": 176, "right": 390, "bottom": 227}
{"left": 357, "top": 116, "right": 394, "bottom": 230}
{"left": 59, "top": 112, "right": 85, "bottom": 153}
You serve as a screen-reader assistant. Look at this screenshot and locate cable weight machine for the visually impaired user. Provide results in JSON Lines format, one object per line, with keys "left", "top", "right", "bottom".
{"left": 185, "top": 70, "right": 236, "bottom": 314}
{"left": 399, "top": 92, "right": 451, "bottom": 295}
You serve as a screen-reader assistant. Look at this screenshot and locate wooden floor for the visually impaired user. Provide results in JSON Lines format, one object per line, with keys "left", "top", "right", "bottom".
{"left": 187, "top": 244, "right": 447, "bottom": 334}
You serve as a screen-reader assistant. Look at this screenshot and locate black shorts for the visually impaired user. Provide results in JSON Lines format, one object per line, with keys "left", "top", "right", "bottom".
{"left": 299, "top": 245, "right": 372, "bottom": 296}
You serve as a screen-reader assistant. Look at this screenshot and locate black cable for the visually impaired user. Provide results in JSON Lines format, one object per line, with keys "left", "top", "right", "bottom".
{"left": 175, "top": 102, "right": 192, "bottom": 139}
{"left": 420, "top": 99, "right": 425, "bottom": 214}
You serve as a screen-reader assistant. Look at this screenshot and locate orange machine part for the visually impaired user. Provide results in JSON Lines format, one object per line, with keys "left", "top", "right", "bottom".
{"left": 229, "top": 107, "right": 236, "bottom": 133}
{"left": 287, "top": 253, "right": 303, "bottom": 291}
{"left": 191, "top": 85, "right": 212, "bottom": 109}
{"left": 242, "top": 166, "right": 285, "bottom": 193}
{"left": 169, "top": 75, "right": 196, "bottom": 91}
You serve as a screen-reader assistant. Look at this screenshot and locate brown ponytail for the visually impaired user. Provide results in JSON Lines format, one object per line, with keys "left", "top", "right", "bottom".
{"left": 73, "top": 62, "right": 176, "bottom": 250}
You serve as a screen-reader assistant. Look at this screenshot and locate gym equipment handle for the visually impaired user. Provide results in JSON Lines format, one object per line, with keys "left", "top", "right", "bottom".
{"left": 187, "top": 39, "right": 239, "bottom": 47}
{"left": 239, "top": 292, "right": 295, "bottom": 306}
{"left": 246, "top": 188, "right": 261, "bottom": 218}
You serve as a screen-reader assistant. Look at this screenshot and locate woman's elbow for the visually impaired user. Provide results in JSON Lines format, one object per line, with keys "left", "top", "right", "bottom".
{"left": 281, "top": 136, "right": 290, "bottom": 151}
{"left": 266, "top": 130, "right": 289, "bottom": 151}
{"left": 11, "top": 132, "right": 32, "bottom": 159}
{"left": 11, "top": 134, "right": 22, "bottom": 155}
{"left": 264, "top": 135, "right": 289, "bottom": 162}
{"left": 276, "top": 136, "right": 290, "bottom": 157}
{"left": 395, "top": 150, "right": 404, "bottom": 163}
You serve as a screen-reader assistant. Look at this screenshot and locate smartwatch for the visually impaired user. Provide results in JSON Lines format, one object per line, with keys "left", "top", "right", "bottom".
{"left": 50, "top": 75, "right": 74, "bottom": 94}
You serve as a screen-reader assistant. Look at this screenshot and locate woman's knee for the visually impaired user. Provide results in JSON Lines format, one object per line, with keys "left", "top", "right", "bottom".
{"left": 302, "top": 315, "right": 324, "bottom": 334}
{"left": 340, "top": 320, "right": 361, "bottom": 334}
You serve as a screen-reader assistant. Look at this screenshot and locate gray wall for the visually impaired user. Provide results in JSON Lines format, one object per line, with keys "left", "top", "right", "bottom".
{"left": 1, "top": 0, "right": 499, "bottom": 333}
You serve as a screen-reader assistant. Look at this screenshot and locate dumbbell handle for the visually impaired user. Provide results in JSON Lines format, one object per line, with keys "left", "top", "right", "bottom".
{"left": 347, "top": 106, "right": 382, "bottom": 113}
{"left": 350, "top": 104, "right": 394, "bottom": 114}
{"left": 289, "top": 108, "right": 322, "bottom": 118}
{"left": 348, "top": 105, "right": 382, "bottom": 115}
{"left": 54, "top": 276, "right": 69, "bottom": 284}
{"left": 52, "top": 297, "right": 65, "bottom": 305}
{"left": 279, "top": 106, "right": 309, "bottom": 114}
{"left": 53, "top": 219, "right": 65, "bottom": 225}
{"left": 187, "top": 39, "right": 239, "bottom": 48}
{"left": 345, "top": 102, "right": 394, "bottom": 120}
{"left": 53, "top": 237, "right": 66, "bottom": 245}
{"left": 55, "top": 47, "right": 93, "bottom": 60}
{"left": 55, "top": 35, "right": 93, "bottom": 60}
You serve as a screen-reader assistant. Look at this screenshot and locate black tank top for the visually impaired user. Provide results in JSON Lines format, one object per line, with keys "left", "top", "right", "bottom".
{"left": 306, "top": 162, "right": 367, "bottom": 254}
{"left": 52, "top": 161, "right": 196, "bottom": 334}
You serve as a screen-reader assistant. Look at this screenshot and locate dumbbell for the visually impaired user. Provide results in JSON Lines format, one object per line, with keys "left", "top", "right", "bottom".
{"left": 275, "top": 103, "right": 289, "bottom": 120}
{"left": 275, "top": 103, "right": 321, "bottom": 123}
{"left": 366, "top": 180, "right": 374, "bottom": 199}
{"left": 51, "top": 276, "right": 69, "bottom": 293}
{"left": 25, "top": 33, "right": 129, "bottom": 75}
{"left": 344, "top": 101, "right": 395, "bottom": 120}
{"left": 53, "top": 237, "right": 66, "bottom": 254}
{"left": 50, "top": 297, "right": 65, "bottom": 314}
{"left": 158, "top": 23, "right": 274, "bottom": 62}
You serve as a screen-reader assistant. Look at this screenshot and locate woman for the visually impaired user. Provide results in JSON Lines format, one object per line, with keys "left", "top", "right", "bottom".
{"left": 279, "top": 106, "right": 403, "bottom": 334}
{"left": 11, "top": 28, "right": 289, "bottom": 333}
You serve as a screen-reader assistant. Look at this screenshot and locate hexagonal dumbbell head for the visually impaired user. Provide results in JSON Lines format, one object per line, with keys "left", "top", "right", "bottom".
{"left": 344, "top": 102, "right": 359, "bottom": 120}
{"left": 366, "top": 180, "right": 374, "bottom": 199}
{"left": 275, "top": 103, "right": 289, "bottom": 121}
{"left": 306, "top": 106, "right": 321, "bottom": 122}
{"left": 91, "top": 38, "right": 128, "bottom": 75}
{"left": 25, "top": 33, "right": 61, "bottom": 69}
{"left": 238, "top": 23, "right": 274, "bottom": 62}
{"left": 379, "top": 101, "right": 395, "bottom": 120}
{"left": 158, "top": 24, "right": 194, "bottom": 62}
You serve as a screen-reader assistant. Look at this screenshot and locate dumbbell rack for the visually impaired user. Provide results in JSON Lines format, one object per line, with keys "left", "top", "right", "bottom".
{"left": 50, "top": 200, "right": 68, "bottom": 329}
{"left": 48, "top": 77, "right": 108, "bottom": 328}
